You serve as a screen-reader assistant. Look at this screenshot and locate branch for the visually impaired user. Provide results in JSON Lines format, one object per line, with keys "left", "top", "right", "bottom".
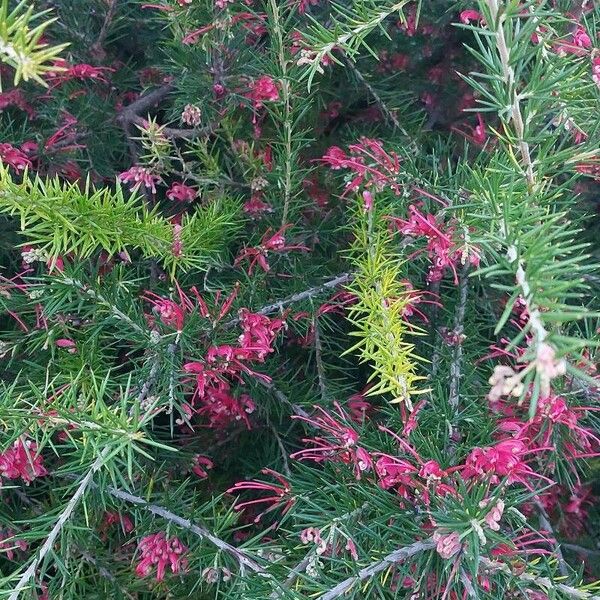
{"left": 480, "top": 556, "right": 600, "bottom": 600}
{"left": 316, "top": 538, "right": 435, "bottom": 600}
{"left": 485, "top": 0, "right": 549, "bottom": 345}
{"left": 130, "top": 114, "right": 216, "bottom": 140}
{"left": 116, "top": 85, "right": 174, "bottom": 126}
{"left": 313, "top": 317, "right": 328, "bottom": 401}
{"left": 448, "top": 264, "right": 469, "bottom": 411}
{"left": 98, "top": 483, "right": 267, "bottom": 574}
{"left": 225, "top": 273, "right": 353, "bottom": 328}
{"left": 8, "top": 449, "right": 109, "bottom": 600}
{"left": 535, "top": 500, "right": 569, "bottom": 577}
{"left": 91, "top": 0, "right": 119, "bottom": 59}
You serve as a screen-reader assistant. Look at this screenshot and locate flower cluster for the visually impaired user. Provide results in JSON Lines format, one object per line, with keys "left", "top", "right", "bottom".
{"left": 0, "top": 439, "right": 47, "bottom": 484}
{"left": 135, "top": 533, "right": 189, "bottom": 581}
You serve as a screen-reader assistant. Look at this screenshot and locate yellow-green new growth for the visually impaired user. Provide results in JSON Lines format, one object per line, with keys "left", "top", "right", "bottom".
{"left": 0, "top": 0, "right": 68, "bottom": 88}
{"left": 0, "top": 165, "right": 242, "bottom": 275}
{"left": 346, "top": 203, "right": 428, "bottom": 409}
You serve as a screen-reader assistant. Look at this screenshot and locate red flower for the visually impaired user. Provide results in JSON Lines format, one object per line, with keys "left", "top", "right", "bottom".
{"left": 135, "top": 533, "right": 188, "bottom": 581}
{"left": 0, "top": 439, "right": 47, "bottom": 483}
{"left": 166, "top": 182, "right": 197, "bottom": 202}
{"left": 103, "top": 511, "right": 134, "bottom": 534}
{"left": 47, "top": 60, "right": 113, "bottom": 86}
{"left": 234, "top": 225, "right": 308, "bottom": 274}
{"left": 0, "top": 143, "right": 31, "bottom": 171}
{"left": 191, "top": 455, "right": 214, "bottom": 479}
{"left": 247, "top": 76, "right": 280, "bottom": 108}
{"left": 118, "top": 166, "right": 162, "bottom": 194}
{"left": 55, "top": 338, "right": 77, "bottom": 353}
{"left": 228, "top": 468, "right": 295, "bottom": 522}
{"left": 460, "top": 10, "right": 482, "bottom": 24}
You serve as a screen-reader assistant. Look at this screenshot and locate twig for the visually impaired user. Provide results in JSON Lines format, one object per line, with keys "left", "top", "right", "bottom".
{"left": 78, "top": 547, "right": 136, "bottom": 600}
{"left": 8, "top": 449, "right": 110, "bottom": 600}
{"left": 115, "top": 85, "right": 174, "bottom": 164}
{"left": 98, "top": 483, "right": 267, "bottom": 574}
{"left": 225, "top": 273, "right": 353, "bottom": 328}
{"left": 130, "top": 114, "right": 215, "bottom": 140}
{"left": 486, "top": 0, "right": 550, "bottom": 348}
{"left": 257, "top": 378, "right": 310, "bottom": 419}
{"left": 116, "top": 85, "right": 174, "bottom": 125}
{"left": 313, "top": 317, "right": 328, "bottom": 401}
{"left": 448, "top": 264, "right": 469, "bottom": 411}
{"left": 535, "top": 500, "right": 569, "bottom": 577}
{"left": 271, "top": 425, "right": 291, "bottom": 477}
{"left": 316, "top": 538, "right": 435, "bottom": 600}
{"left": 480, "top": 556, "right": 600, "bottom": 600}
{"left": 460, "top": 568, "right": 477, "bottom": 598}
{"left": 342, "top": 55, "right": 416, "bottom": 150}
{"left": 91, "top": 0, "right": 119, "bottom": 58}
{"left": 267, "top": 0, "right": 294, "bottom": 226}
{"left": 61, "top": 278, "right": 147, "bottom": 337}
{"left": 562, "top": 543, "right": 600, "bottom": 557}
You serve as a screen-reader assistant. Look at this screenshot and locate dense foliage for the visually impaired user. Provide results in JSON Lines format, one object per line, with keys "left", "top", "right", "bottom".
{"left": 1, "top": 0, "right": 600, "bottom": 598}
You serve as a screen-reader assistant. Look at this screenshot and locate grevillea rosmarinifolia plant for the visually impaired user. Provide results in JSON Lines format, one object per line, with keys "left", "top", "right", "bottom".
{"left": 1, "top": 0, "right": 600, "bottom": 598}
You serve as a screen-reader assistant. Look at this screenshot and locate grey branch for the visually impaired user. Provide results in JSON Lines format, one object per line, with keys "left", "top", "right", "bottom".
{"left": 535, "top": 500, "right": 569, "bottom": 577}
{"left": 226, "top": 273, "right": 353, "bottom": 329}
{"left": 317, "top": 538, "right": 435, "bottom": 600}
{"left": 448, "top": 264, "right": 469, "bottom": 410}
{"left": 8, "top": 449, "right": 110, "bottom": 600}
{"left": 99, "top": 483, "right": 267, "bottom": 574}
{"left": 480, "top": 556, "right": 600, "bottom": 599}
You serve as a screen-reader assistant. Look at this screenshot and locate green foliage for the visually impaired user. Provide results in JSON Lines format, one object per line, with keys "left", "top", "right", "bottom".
{"left": 0, "top": 166, "right": 242, "bottom": 274}
{"left": 347, "top": 202, "right": 427, "bottom": 407}
{"left": 0, "top": 0, "right": 68, "bottom": 87}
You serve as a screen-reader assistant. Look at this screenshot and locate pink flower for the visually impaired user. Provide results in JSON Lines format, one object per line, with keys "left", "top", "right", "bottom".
{"left": 228, "top": 468, "right": 295, "bottom": 522}
{"left": 0, "top": 439, "right": 47, "bottom": 483}
{"left": 0, "top": 143, "right": 31, "bottom": 171}
{"left": 247, "top": 76, "right": 280, "bottom": 108}
{"left": 104, "top": 511, "right": 134, "bottom": 534}
{"left": 300, "top": 527, "right": 322, "bottom": 545}
{"left": 166, "top": 182, "right": 197, "bottom": 202}
{"left": 47, "top": 60, "right": 113, "bottom": 86}
{"left": 55, "top": 338, "right": 77, "bottom": 353}
{"left": 403, "top": 400, "right": 426, "bottom": 436}
{"left": 362, "top": 190, "right": 374, "bottom": 212}
{"left": 118, "top": 166, "right": 162, "bottom": 194}
{"left": 322, "top": 146, "right": 349, "bottom": 169}
{"left": 592, "top": 56, "right": 600, "bottom": 89}
{"left": 0, "top": 529, "right": 28, "bottom": 560}
{"left": 0, "top": 89, "right": 35, "bottom": 118}
{"left": 234, "top": 225, "right": 308, "bottom": 274}
{"left": 418, "top": 460, "right": 445, "bottom": 480}
{"left": 144, "top": 287, "right": 194, "bottom": 331}
{"left": 433, "top": 531, "right": 461, "bottom": 559}
{"left": 322, "top": 138, "right": 401, "bottom": 194}
{"left": 573, "top": 26, "right": 592, "bottom": 49}
{"left": 244, "top": 194, "right": 273, "bottom": 215}
{"left": 374, "top": 454, "right": 418, "bottom": 491}
{"left": 135, "top": 533, "right": 188, "bottom": 581}
{"left": 238, "top": 309, "right": 285, "bottom": 361}
{"left": 191, "top": 455, "right": 214, "bottom": 478}
{"left": 483, "top": 499, "right": 505, "bottom": 531}
{"left": 460, "top": 10, "right": 482, "bottom": 24}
